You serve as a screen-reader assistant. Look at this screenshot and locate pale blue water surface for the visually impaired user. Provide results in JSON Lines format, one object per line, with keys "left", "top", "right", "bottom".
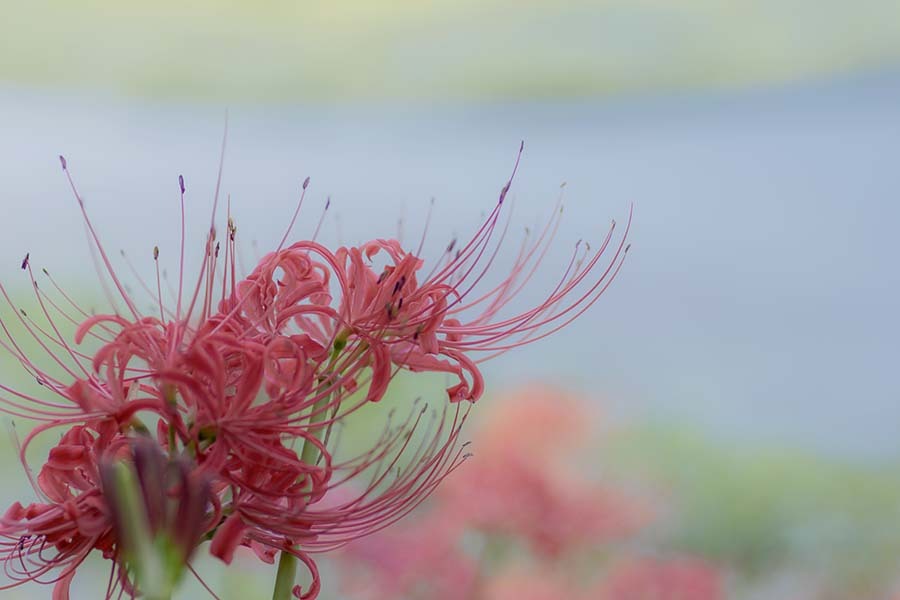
{"left": 0, "top": 70, "right": 898, "bottom": 463}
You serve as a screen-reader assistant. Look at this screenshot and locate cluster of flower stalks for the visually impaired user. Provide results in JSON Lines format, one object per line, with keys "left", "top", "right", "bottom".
{"left": 0, "top": 145, "right": 629, "bottom": 599}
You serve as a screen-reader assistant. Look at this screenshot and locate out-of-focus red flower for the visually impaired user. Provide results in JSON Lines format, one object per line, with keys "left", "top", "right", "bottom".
{"left": 438, "top": 386, "right": 646, "bottom": 557}
{"left": 339, "top": 512, "right": 477, "bottom": 600}
{"left": 597, "top": 557, "right": 725, "bottom": 600}
{"left": 482, "top": 565, "right": 590, "bottom": 600}
{"left": 336, "top": 386, "right": 685, "bottom": 600}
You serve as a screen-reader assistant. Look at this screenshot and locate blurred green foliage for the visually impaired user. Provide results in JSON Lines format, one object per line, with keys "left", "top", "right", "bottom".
{"left": 2, "top": 1, "right": 900, "bottom": 102}
{"left": 608, "top": 425, "right": 900, "bottom": 596}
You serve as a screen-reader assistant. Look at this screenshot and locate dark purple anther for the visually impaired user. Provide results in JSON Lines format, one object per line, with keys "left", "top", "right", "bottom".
{"left": 179, "top": 175, "right": 185, "bottom": 194}
{"left": 499, "top": 182, "right": 511, "bottom": 205}
{"left": 58, "top": 155, "right": 67, "bottom": 170}
{"left": 20, "top": 253, "right": 29, "bottom": 270}
{"left": 302, "top": 176, "right": 310, "bottom": 190}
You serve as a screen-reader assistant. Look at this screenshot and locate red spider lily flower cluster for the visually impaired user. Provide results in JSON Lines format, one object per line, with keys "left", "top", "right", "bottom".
{"left": 0, "top": 144, "right": 629, "bottom": 599}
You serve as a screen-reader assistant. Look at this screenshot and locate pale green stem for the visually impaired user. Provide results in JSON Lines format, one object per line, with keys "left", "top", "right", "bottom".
{"left": 299, "top": 394, "right": 332, "bottom": 465}
{"left": 272, "top": 351, "right": 341, "bottom": 599}
{"left": 272, "top": 392, "right": 330, "bottom": 600}
{"left": 272, "top": 551, "right": 298, "bottom": 600}
{"left": 271, "top": 333, "right": 356, "bottom": 599}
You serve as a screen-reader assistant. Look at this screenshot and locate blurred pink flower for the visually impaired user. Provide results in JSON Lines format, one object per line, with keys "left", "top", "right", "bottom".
{"left": 438, "top": 385, "right": 646, "bottom": 557}
{"left": 482, "top": 565, "right": 589, "bottom": 600}
{"left": 597, "top": 557, "right": 724, "bottom": 600}
{"left": 471, "top": 384, "right": 593, "bottom": 456}
{"left": 339, "top": 512, "right": 477, "bottom": 600}
{"left": 336, "top": 386, "right": 667, "bottom": 599}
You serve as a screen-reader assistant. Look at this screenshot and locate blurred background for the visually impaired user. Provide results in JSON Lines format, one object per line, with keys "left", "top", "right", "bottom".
{"left": 1, "top": 1, "right": 900, "bottom": 598}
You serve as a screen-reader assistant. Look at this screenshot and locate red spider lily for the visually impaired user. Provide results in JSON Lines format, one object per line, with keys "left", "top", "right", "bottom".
{"left": 0, "top": 424, "right": 119, "bottom": 599}
{"left": 0, "top": 141, "right": 628, "bottom": 598}
{"left": 320, "top": 146, "right": 631, "bottom": 403}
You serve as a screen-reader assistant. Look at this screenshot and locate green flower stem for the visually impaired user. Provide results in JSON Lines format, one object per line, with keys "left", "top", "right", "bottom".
{"left": 273, "top": 551, "right": 298, "bottom": 600}
{"left": 272, "top": 392, "right": 329, "bottom": 600}
{"left": 271, "top": 332, "right": 359, "bottom": 599}
{"left": 299, "top": 395, "right": 331, "bottom": 465}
